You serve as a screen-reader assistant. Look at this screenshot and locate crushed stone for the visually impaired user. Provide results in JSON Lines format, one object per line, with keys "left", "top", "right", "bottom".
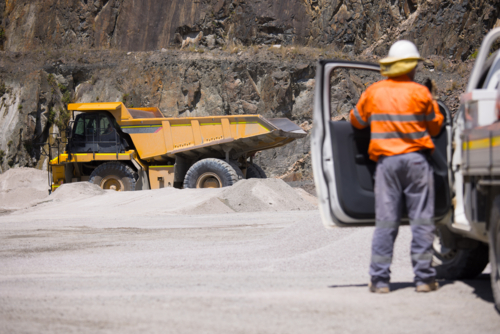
{"left": 0, "top": 167, "right": 49, "bottom": 210}
{"left": 50, "top": 182, "right": 105, "bottom": 201}
{"left": 1, "top": 168, "right": 317, "bottom": 215}
{"left": 219, "top": 178, "right": 316, "bottom": 212}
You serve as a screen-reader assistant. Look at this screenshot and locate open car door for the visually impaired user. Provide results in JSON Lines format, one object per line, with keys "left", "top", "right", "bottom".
{"left": 311, "top": 60, "right": 452, "bottom": 228}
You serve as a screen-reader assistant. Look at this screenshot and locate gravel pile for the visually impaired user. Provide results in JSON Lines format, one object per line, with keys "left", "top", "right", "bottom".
{"left": 218, "top": 178, "right": 316, "bottom": 213}
{"left": 1, "top": 168, "right": 316, "bottom": 215}
{"left": 0, "top": 168, "right": 49, "bottom": 210}
{"left": 51, "top": 182, "right": 105, "bottom": 200}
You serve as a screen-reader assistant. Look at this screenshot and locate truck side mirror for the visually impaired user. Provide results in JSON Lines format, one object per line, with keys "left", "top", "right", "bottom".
{"left": 66, "top": 120, "right": 74, "bottom": 139}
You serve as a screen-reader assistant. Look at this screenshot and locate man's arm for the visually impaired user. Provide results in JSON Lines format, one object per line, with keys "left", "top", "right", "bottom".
{"left": 349, "top": 92, "right": 369, "bottom": 129}
{"left": 425, "top": 94, "right": 444, "bottom": 137}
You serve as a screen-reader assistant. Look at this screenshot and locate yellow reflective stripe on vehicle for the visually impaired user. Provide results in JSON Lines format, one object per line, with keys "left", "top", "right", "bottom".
{"left": 149, "top": 165, "right": 174, "bottom": 168}
{"left": 50, "top": 153, "right": 130, "bottom": 163}
{"left": 200, "top": 123, "right": 221, "bottom": 126}
{"left": 121, "top": 125, "right": 161, "bottom": 128}
{"left": 95, "top": 153, "right": 130, "bottom": 156}
{"left": 463, "top": 136, "right": 500, "bottom": 150}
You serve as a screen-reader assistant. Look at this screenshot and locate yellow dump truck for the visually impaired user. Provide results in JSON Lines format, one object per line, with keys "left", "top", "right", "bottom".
{"left": 49, "top": 102, "right": 306, "bottom": 191}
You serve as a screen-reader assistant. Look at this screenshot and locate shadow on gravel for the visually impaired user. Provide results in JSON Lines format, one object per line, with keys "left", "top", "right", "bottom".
{"left": 459, "top": 274, "right": 494, "bottom": 304}
{"left": 328, "top": 274, "right": 497, "bottom": 307}
{"left": 327, "top": 282, "right": 417, "bottom": 291}
{"left": 328, "top": 284, "right": 368, "bottom": 288}
{"left": 328, "top": 281, "right": 454, "bottom": 292}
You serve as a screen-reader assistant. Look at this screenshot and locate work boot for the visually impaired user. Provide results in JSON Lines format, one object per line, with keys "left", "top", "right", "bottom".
{"left": 415, "top": 281, "right": 439, "bottom": 293}
{"left": 368, "top": 282, "right": 390, "bottom": 294}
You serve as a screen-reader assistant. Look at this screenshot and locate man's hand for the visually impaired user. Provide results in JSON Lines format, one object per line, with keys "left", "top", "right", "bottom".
{"left": 424, "top": 78, "right": 438, "bottom": 100}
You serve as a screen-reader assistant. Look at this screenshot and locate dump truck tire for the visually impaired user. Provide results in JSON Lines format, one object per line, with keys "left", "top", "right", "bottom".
{"left": 183, "top": 158, "right": 239, "bottom": 189}
{"left": 89, "top": 162, "right": 136, "bottom": 191}
{"left": 227, "top": 160, "right": 244, "bottom": 180}
{"left": 246, "top": 163, "right": 267, "bottom": 179}
{"left": 432, "top": 228, "right": 489, "bottom": 280}
{"left": 489, "top": 196, "right": 500, "bottom": 310}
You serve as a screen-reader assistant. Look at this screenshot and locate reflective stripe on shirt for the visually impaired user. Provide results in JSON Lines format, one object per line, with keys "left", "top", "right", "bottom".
{"left": 371, "top": 130, "right": 429, "bottom": 140}
{"left": 369, "top": 111, "right": 437, "bottom": 123}
{"left": 353, "top": 106, "right": 369, "bottom": 127}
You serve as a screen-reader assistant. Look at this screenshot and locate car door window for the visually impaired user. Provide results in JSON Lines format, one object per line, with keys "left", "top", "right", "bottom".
{"left": 328, "top": 68, "right": 383, "bottom": 220}
{"left": 330, "top": 68, "right": 382, "bottom": 120}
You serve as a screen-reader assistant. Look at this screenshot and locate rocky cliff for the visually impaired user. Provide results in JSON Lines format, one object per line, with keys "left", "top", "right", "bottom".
{"left": 0, "top": 0, "right": 497, "bottom": 180}
{"left": 2, "top": 1, "right": 499, "bottom": 59}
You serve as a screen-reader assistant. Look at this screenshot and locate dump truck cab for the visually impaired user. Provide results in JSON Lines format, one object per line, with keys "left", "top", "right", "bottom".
{"left": 67, "top": 111, "right": 131, "bottom": 154}
{"left": 49, "top": 102, "right": 306, "bottom": 192}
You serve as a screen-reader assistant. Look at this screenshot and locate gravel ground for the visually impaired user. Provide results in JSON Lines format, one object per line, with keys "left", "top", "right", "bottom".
{"left": 0, "top": 173, "right": 498, "bottom": 333}
{"left": 1, "top": 205, "right": 499, "bottom": 333}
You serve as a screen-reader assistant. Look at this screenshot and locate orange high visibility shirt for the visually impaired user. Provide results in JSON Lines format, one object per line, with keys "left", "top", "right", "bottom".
{"left": 349, "top": 75, "right": 444, "bottom": 162}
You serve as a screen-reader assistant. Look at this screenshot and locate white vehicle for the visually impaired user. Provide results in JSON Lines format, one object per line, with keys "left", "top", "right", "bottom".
{"left": 312, "top": 28, "right": 500, "bottom": 308}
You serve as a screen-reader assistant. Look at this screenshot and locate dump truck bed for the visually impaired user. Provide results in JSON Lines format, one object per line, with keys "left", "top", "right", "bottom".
{"left": 67, "top": 102, "right": 306, "bottom": 161}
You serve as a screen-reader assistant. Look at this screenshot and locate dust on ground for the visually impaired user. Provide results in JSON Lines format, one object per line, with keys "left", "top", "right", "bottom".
{"left": 0, "top": 167, "right": 49, "bottom": 210}
{"left": 2, "top": 172, "right": 316, "bottom": 218}
{"left": 0, "top": 167, "right": 498, "bottom": 333}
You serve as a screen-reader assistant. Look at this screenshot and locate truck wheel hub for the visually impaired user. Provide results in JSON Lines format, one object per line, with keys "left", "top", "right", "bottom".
{"left": 196, "top": 172, "right": 222, "bottom": 188}
{"left": 101, "top": 175, "right": 124, "bottom": 191}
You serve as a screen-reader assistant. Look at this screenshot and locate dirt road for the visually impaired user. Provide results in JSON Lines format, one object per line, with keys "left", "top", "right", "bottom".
{"left": 0, "top": 170, "right": 499, "bottom": 333}
{"left": 1, "top": 208, "right": 499, "bottom": 333}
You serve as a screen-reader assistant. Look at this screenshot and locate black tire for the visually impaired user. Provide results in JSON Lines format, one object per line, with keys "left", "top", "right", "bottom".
{"left": 183, "top": 158, "right": 240, "bottom": 189}
{"left": 89, "top": 162, "right": 137, "bottom": 191}
{"left": 227, "top": 160, "right": 244, "bottom": 180}
{"left": 246, "top": 162, "right": 267, "bottom": 179}
{"left": 489, "top": 196, "right": 500, "bottom": 310}
{"left": 432, "top": 226, "right": 489, "bottom": 280}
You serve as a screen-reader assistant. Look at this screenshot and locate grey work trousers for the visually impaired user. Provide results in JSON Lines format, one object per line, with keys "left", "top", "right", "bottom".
{"left": 370, "top": 152, "right": 436, "bottom": 288}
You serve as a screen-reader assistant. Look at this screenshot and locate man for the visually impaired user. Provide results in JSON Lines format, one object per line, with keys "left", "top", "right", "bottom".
{"left": 349, "top": 40, "right": 444, "bottom": 293}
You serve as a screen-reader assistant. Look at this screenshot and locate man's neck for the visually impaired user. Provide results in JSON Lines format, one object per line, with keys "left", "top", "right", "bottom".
{"left": 389, "top": 74, "right": 412, "bottom": 82}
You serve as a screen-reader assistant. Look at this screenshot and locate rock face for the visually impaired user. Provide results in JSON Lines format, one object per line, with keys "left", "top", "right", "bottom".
{"left": 0, "top": 0, "right": 495, "bottom": 179}
{"left": 0, "top": 47, "right": 471, "bottom": 177}
{"left": 1, "top": 1, "right": 499, "bottom": 60}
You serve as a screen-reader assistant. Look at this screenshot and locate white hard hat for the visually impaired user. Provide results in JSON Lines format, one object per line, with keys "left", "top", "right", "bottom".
{"left": 379, "top": 40, "right": 422, "bottom": 65}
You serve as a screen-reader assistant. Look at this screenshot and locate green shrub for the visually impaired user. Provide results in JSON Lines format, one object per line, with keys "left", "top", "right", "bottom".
{"left": 57, "top": 83, "right": 68, "bottom": 92}
{"left": 0, "top": 150, "right": 5, "bottom": 164}
{"left": 47, "top": 108, "right": 56, "bottom": 124}
{"left": 55, "top": 108, "right": 71, "bottom": 130}
{"left": 47, "top": 73, "right": 56, "bottom": 86}
{"left": 469, "top": 49, "right": 479, "bottom": 60}
{"left": 62, "top": 91, "right": 72, "bottom": 104}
